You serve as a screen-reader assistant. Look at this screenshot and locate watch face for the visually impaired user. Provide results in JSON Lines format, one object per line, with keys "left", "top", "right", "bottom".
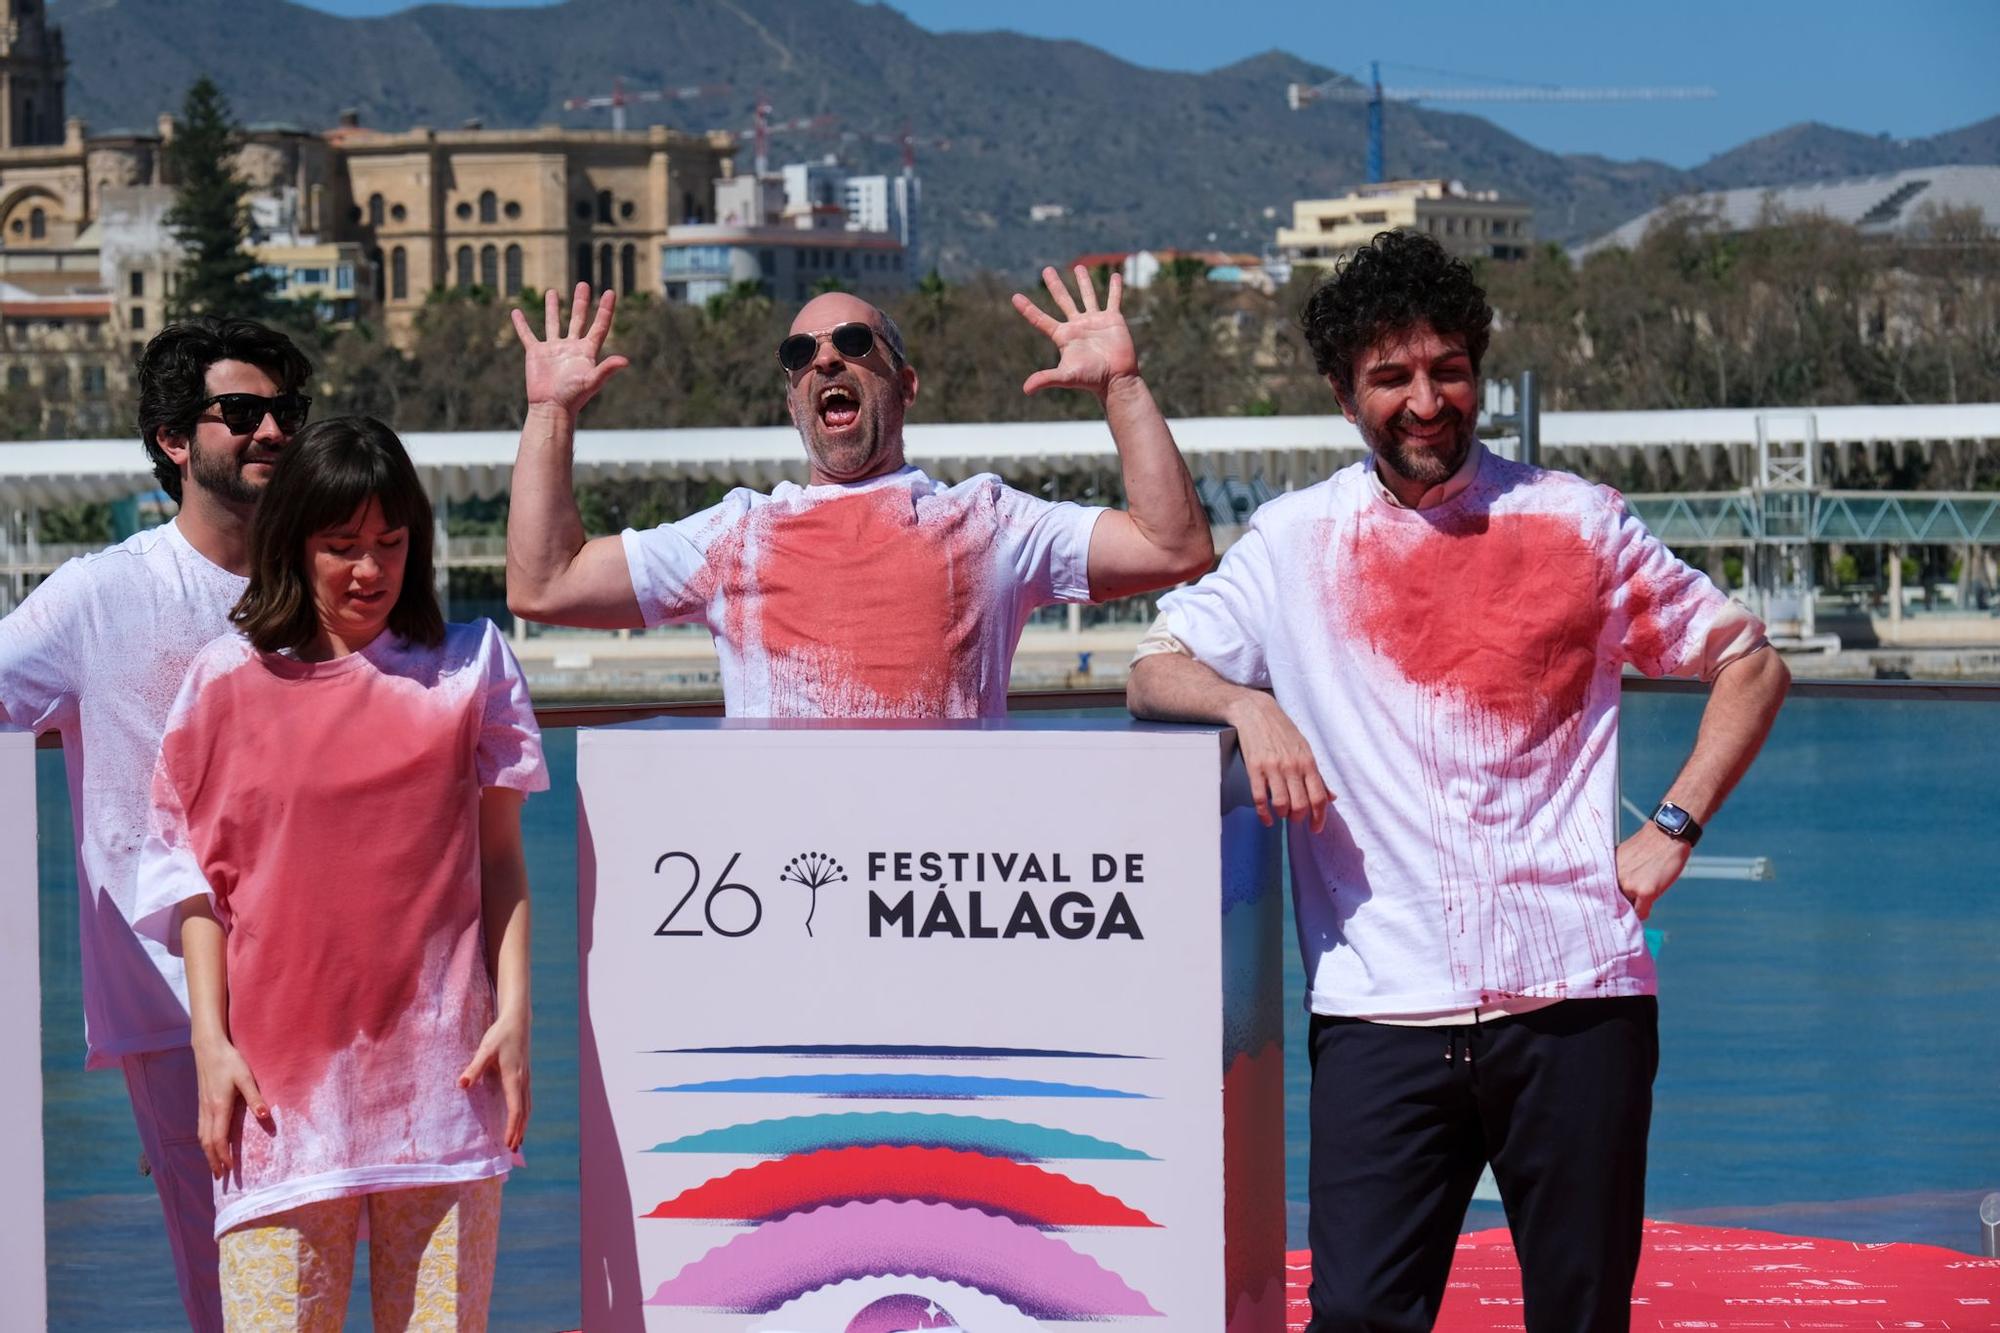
{"left": 1655, "top": 803, "right": 1690, "bottom": 835}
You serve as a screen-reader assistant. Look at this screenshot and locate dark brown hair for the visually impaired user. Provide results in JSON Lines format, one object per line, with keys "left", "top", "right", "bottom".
{"left": 1299, "top": 229, "right": 1494, "bottom": 401}
{"left": 231, "top": 416, "right": 444, "bottom": 653}
{"left": 137, "top": 316, "right": 313, "bottom": 502}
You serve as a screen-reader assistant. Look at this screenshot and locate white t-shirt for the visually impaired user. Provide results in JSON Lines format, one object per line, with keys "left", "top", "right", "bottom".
{"left": 621, "top": 466, "right": 1102, "bottom": 717}
{"left": 1158, "top": 449, "right": 1750, "bottom": 1018}
{"left": 0, "top": 521, "right": 247, "bottom": 1067}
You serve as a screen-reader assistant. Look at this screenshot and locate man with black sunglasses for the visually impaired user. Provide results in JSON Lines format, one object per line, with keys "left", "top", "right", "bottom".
{"left": 506, "top": 276, "right": 1213, "bottom": 717}
{"left": 0, "top": 316, "right": 312, "bottom": 1331}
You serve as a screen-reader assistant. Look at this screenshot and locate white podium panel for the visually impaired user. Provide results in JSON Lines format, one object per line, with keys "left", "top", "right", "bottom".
{"left": 1, "top": 729, "right": 47, "bottom": 1330}
{"left": 580, "top": 718, "right": 1283, "bottom": 1333}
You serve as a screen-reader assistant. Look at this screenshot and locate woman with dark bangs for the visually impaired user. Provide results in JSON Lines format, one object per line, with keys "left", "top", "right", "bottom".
{"left": 135, "top": 416, "right": 546, "bottom": 1330}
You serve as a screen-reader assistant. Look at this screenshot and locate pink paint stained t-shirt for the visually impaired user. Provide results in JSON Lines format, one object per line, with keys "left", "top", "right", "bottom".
{"left": 136, "top": 620, "right": 547, "bottom": 1235}
{"left": 621, "top": 467, "right": 1102, "bottom": 717}
{"left": 1160, "top": 447, "right": 1759, "bottom": 1017}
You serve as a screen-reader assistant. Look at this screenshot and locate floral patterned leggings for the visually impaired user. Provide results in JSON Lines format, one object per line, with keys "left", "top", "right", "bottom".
{"left": 216, "top": 1177, "right": 502, "bottom": 1331}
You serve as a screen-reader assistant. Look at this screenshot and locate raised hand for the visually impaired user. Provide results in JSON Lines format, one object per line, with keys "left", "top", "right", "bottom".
{"left": 510, "top": 282, "right": 630, "bottom": 416}
{"left": 1012, "top": 265, "right": 1141, "bottom": 399}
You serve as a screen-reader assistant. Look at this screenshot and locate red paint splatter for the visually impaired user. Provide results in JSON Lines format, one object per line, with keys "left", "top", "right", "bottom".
{"left": 643, "top": 1144, "right": 1158, "bottom": 1227}
{"left": 699, "top": 487, "right": 1003, "bottom": 717}
{"left": 160, "top": 658, "right": 485, "bottom": 1106}
{"left": 1338, "top": 509, "right": 1607, "bottom": 742}
{"left": 1622, "top": 576, "right": 1689, "bottom": 676}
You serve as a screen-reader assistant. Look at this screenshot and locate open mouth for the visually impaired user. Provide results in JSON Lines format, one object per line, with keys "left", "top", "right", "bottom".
{"left": 817, "top": 385, "right": 860, "bottom": 431}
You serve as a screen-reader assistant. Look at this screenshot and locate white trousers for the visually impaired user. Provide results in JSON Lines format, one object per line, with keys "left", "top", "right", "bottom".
{"left": 122, "top": 1046, "right": 224, "bottom": 1332}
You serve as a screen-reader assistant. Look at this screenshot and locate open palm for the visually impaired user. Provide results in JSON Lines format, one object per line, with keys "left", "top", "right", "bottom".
{"left": 1012, "top": 265, "right": 1139, "bottom": 398}
{"left": 511, "top": 282, "right": 629, "bottom": 414}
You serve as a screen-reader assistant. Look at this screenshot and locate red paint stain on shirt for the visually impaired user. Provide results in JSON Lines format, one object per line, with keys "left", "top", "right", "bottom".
{"left": 1340, "top": 509, "right": 1607, "bottom": 739}
{"left": 700, "top": 488, "right": 998, "bottom": 716}
{"left": 1622, "top": 575, "right": 1680, "bottom": 676}
{"left": 159, "top": 658, "right": 487, "bottom": 1110}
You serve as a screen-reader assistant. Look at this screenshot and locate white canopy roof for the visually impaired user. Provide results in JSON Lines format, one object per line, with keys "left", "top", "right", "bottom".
{"left": 4, "top": 403, "right": 1998, "bottom": 508}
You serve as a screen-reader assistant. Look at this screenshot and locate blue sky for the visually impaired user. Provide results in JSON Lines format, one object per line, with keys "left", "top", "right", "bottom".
{"left": 299, "top": 0, "right": 1999, "bottom": 169}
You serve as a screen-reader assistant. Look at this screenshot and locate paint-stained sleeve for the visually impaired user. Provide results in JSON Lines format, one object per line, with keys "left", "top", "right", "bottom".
{"left": 131, "top": 667, "right": 223, "bottom": 947}
{"left": 475, "top": 620, "right": 550, "bottom": 793}
{"left": 994, "top": 481, "right": 1104, "bottom": 605}
{"left": 0, "top": 558, "right": 84, "bottom": 733}
{"left": 620, "top": 489, "right": 759, "bottom": 629}
{"left": 1153, "top": 516, "right": 1278, "bottom": 689}
{"left": 1607, "top": 494, "right": 1761, "bottom": 680}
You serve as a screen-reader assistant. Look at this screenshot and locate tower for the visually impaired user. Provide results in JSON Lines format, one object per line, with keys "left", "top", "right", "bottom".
{"left": 0, "top": 0, "right": 65, "bottom": 148}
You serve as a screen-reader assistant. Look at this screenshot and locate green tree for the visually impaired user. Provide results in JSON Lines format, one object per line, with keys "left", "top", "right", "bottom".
{"left": 163, "top": 78, "right": 282, "bottom": 322}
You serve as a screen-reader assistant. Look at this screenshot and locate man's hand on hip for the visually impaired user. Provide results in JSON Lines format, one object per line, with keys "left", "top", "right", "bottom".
{"left": 1615, "top": 823, "right": 1692, "bottom": 920}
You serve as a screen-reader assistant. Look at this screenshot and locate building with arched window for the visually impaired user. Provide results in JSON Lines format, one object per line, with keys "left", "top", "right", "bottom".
{"left": 0, "top": 0, "right": 739, "bottom": 382}
{"left": 338, "top": 120, "right": 734, "bottom": 344}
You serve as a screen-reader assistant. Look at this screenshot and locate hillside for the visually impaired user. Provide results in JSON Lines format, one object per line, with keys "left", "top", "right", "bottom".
{"left": 49, "top": 0, "right": 2000, "bottom": 274}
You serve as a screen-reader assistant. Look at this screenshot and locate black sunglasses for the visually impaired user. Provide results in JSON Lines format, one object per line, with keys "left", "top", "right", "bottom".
{"left": 777, "top": 323, "right": 880, "bottom": 374}
{"left": 195, "top": 392, "right": 312, "bottom": 436}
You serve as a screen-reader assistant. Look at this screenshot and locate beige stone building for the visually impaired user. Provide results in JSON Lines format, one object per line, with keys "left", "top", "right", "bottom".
{"left": 0, "top": 0, "right": 741, "bottom": 401}
{"left": 334, "top": 119, "right": 734, "bottom": 343}
{"left": 1277, "top": 179, "right": 1534, "bottom": 271}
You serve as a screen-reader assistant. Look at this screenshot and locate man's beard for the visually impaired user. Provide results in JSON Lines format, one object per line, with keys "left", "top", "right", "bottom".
{"left": 1361, "top": 407, "right": 1476, "bottom": 487}
{"left": 187, "top": 436, "right": 277, "bottom": 507}
{"left": 790, "top": 387, "right": 896, "bottom": 482}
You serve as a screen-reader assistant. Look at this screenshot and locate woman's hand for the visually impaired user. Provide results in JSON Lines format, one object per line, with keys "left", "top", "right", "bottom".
{"left": 192, "top": 1035, "right": 268, "bottom": 1178}
{"left": 459, "top": 1010, "right": 533, "bottom": 1151}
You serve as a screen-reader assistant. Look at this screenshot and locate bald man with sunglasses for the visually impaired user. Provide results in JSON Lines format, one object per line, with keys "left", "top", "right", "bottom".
{"left": 0, "top": 317, "right": 312, "bottom": 1331}
{"left": 506, "top": 275, "right": 1213, "bottom": 717}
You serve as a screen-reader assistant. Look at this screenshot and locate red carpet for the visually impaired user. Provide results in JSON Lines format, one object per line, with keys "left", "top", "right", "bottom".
{"left": 1285, "top": 1220, "right": 2000, "bottom": 1330}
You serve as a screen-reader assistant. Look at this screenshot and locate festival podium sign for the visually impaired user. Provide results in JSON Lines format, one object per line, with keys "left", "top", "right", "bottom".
{"left": 0, "top": 729, "right": 47, "bottom": 1330}
{"left": 579, "top": 718, "right": 1285, "bottom": 1333}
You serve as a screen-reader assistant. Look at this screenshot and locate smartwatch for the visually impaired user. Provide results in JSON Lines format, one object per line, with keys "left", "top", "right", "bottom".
{"left": 1651, "top": 800, "right": 1703, "bottom": 847}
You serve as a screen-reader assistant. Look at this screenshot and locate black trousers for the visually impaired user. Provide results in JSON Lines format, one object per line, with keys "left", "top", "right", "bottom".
{"left": 1305, "top": 996, "right": 1659, "bottom": 1333}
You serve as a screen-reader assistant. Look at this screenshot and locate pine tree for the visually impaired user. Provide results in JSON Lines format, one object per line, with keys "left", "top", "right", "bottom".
{"left": 163, "top": 78, "right": 282, "bottom": 322}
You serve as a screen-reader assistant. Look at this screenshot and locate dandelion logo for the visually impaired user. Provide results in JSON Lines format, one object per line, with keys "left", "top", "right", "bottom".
{"left": 779, "top": 852, "right": 848, "bottom": 937}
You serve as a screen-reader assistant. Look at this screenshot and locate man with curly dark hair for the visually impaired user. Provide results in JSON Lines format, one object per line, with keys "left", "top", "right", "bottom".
{"left": 0, "top": 316, "right": 311, "bottom": 1332}
{"left": 1130, "top": 230, "right": 1789, "bottom": 1331}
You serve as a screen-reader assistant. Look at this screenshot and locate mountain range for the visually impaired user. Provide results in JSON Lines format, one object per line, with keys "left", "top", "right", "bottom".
{"left": 49, "top": 0, "right": 2000, "bottom": 276}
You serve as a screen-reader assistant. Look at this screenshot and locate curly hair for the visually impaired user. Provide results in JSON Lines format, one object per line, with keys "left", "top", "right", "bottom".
{"left": 136, "top": 317, "right": 313, "bottom": 503}
{"left": 1299, "top": 230, "right": 1493, "bottom": 400}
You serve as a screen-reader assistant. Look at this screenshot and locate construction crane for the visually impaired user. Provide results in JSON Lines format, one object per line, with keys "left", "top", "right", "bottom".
{"left": 745, "top": 96, "right": 838, "bottom": 176}
{"left": 1287, "top": 61, "right": 1716, "bottom": 184}
{"left": 839, "top": 122, "right": 951, "bottom": 174}
{"left": 563, "top": 77, "right": 729, "bottom": 132}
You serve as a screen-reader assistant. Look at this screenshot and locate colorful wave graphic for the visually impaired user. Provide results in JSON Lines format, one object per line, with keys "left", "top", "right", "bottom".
{"left": 642, "top": 1145, "right": 1158, "bottom": 1227}
{"left": 844, "top": 1292, "right": 963, "bottom": 1332}
{"left": 1219, "top": 801, "right": 1283, "bottom": 913}
{"left": 652, "top": 1073, "right": 1146, "bottom": 1100}
{"left": 645, "top": 1111, "right": 1154, "bottom": 1162}
{"left": 656, "top": 1043, "right": 1141, "bottom": 1060}
{"left": 1223, "top": 1041, "right": 1286, "bottom": 1327}
{"left": 644, "top": 1199, "right": 1161, "bottom": 1317}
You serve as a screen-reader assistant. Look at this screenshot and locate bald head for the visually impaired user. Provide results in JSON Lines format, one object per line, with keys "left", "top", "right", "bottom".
{"left": 783, "top": 294, "right": 918, "bottom": 485}
{"left": 789, "top": 293, "right": 907, "bottom": 370}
